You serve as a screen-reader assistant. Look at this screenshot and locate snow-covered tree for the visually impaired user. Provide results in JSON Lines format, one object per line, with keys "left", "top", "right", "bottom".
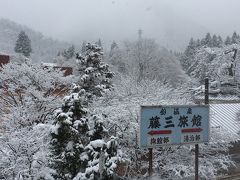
{"left": 127, "top": 38, "right": 159, "bottom": 82}
{"left": 74, "top": 115, "right": 123, "bottom": 180}
{"left": 14, "top": 31, "right": 32, "bottom": 57}
{"left": 96, "top": 39, "right": 102, "bottom": 49}
{"left": 203, "top": 33, "right": 212, "bottom": 47}
{"left": 0, "top": 59, "right": 70, "bottom": 179}
{"left": 212, "top": 34, "right": 219, "bottom": 47}
{"left": 0, "top": 60, "right": 71, "bottom": 127}
{"left": 51, "top": 43, "right": 122, "bottom": 179}
{"left": 0, "top": 124, "right": 53, "bottom": 180}
{"left": 108, "top": 41, "right": 126, "bottom": 73}
{"left": 62, "top": 45, "right": 75, "bottom": 60}
{"left": 188, "top": 44, "right": 240, "bottom": 96}
{"left": 109, "top": 41, "right": 118, "bottom": 58}
{"left": 217, "top": 35, "right": 223, "bottom": 47}
{"left": 180, "top": 38, "right": 197, "bottom": 71}
{"left": 81, "top": 41, "right": 87, "bottom": 54}
{"left": 231, "top": 31, "right": 240, "bottom": 44}
{"left": 76, "top": 43, "right": 114, "bottom": 99}
{"left": 118, "top": 38, "right": 188, "bottom": 86}
{"left": 225, "top": 36, "right": 232, "bottom": 45}
{"left": 74, "top": 43, "right": 122, "bottom": 179}
{"left": 50, "top": 85, "right": 88, "bottom": 179}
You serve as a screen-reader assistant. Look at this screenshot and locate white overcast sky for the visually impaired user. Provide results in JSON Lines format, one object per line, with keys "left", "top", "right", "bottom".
{"left": 0, "top": 0, "right": 240, "bottom": 48}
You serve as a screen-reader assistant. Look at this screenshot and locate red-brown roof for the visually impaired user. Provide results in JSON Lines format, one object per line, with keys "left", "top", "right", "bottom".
{"left": 0, "top": 55, "right": 10, "bottom": 68}
{"left": 60, "top": 67, "right": 73, "bottom": 76}
{"left": 43, "top": 65, "right": 73, "bottom": 77}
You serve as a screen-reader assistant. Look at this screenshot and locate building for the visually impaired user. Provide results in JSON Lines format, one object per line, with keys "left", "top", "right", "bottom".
{"left": 41, "top": 62, "right": 73, "bottom": 77}
{"left": 0, "top": 54, "right": 10, "bottom": 68}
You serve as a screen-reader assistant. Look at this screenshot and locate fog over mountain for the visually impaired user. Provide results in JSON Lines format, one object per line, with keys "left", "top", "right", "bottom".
{"left": 0, "top": 0, "right": 240, "bottom": 50}
{"left": 0, "top": 19, "right": 69, "bottom": 62}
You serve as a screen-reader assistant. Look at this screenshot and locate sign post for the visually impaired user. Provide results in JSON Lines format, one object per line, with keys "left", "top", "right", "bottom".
{"left": 140, "top": 105, "right": 209, "bottom": 177}
{"left": 149, "top": 148, "right": 153, "bottom": 176}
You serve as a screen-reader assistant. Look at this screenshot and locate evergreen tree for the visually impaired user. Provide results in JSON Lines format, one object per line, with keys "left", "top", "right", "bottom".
{"left": 180, "top": 38, "right": 196, "bottom": 71}
{"left": 225, "top": 36, "right": 232, "bottom": 45}
{"left": 14, "top": 31, "right": 32, "bottom": 57}
{"left": 109, "top": 41, "right": 118, "bottom": 58}
{"left": 204, "top": 33, "right": 212, "bottom": 47}
{"left": 212, "top": 34, "right": 218, "bottom": 47}
{"left": 62, "top": 45, "right": 75, "bottom": 60}
{"left": 217, "top": 35, "right": 223, "bottom": 47}
{"left": 76, "top": 43, "right": 114, "bottom": 99}
{"left": 231, "top": 31, "right": 240, "bottom": 44}
{"left": 50, "top": 85, "right": 89, "bottom": 179}
{"left": 81, "top": 41, "right": 87, "bottom": 53}
{"left": 73, "top": 43, "right": 122, "bottom": 180}
{"left": 51, "top": 43, "right": 121, "bottom": 180}
{"left": 200, "top": 38, "right": 205, "bottom": 46}
{"left": 109, "top": 41, "right": 126, "bottom": 73}
{"left": 97, "top": 39, "right": 102, "bottom": 48}
{"left": 74, "top": 115, "right": 122, "bottom": 180}
{"left": 195, "top": 39, "right": 201, "bottom": 48}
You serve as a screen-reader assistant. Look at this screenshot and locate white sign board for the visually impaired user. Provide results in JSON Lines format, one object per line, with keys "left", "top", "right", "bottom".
{"left": 140, "top": 105, "right": 209, "bottom": 148}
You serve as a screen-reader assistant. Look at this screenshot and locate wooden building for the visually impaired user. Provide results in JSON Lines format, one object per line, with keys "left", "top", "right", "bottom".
{"left": 0, "top": 54, "right": 10, "bottom": 68}
{"left": 41, "top": 63, "right": 73, "bottom": 77}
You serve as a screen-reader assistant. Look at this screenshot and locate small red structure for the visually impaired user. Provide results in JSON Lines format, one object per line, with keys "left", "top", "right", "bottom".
{"left": 59, "top": 67, "right": 73, "bottom": 76}
{"left": 0, "top": 54, "right": 10, "bottom": 68}
{"left": 42, "top": 63, "right": 73, "bottom": 77}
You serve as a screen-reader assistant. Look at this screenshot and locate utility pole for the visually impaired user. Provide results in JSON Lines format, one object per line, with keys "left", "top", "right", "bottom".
{"left": 195, "top": 78, "right": 209, "bottom": 180}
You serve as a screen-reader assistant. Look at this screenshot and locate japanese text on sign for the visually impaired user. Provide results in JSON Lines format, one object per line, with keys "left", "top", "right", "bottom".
{"left": 140, "top": 105, "right": 209, "bottom": 148}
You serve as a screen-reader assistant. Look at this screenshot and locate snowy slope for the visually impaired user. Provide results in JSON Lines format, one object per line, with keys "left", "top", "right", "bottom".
{"left": 0, "top": 18, "right": 70, "bottom": 63}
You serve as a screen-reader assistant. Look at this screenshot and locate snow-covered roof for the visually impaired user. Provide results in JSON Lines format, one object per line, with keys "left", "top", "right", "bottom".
{"left": 41, "top": 62, "right": 58, "bottom": 67}
{"left": 0, "top": 52, "right": 10, "bottom": 56}
{"left": 194, "top": 95, "right": 240, "bottom": 104}
{"left": 211, "top": 104, "right": 240, "bottom": 136}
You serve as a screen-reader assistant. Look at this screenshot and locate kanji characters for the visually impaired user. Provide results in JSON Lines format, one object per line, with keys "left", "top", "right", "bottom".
{"left": 183, "top": 135, "right": 189, "bottom": 142}
{"left": 191, "top": 115, "right": 202, "bottom": 127}
{"left": 151, "top": 137, "right": 170, "bottom": 145}
{"left": 189, "top": 135, "right": 195, "bottom": 141}
{"left": 160, "top": 108, "right": 166, "bottom": 115}
{"left": 157, "top": 137, "right": 162, "bottom": 144}
{"left": 150, "top": 138, "right": 156, "bottom": 144}
{"left": 164, "top": 116, "right": 175, "bottom": 128}
{"left": 163, "top": 137, "right": 169, "bottom": 144}
{"left": 183, "top": 134, "right": 202, "bottom": 143}
{"left": 148, "top": 116, "right": 161, "bottom": 129}
{"left": 195, "top": 134, "right": 201, "bottom": 141}
{"left": 178, "top": 115, "right": 189, "bottom": 127}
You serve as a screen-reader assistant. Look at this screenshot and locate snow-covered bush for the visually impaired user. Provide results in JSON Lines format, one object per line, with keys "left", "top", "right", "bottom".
{"left": 0, "top": 124, "right": 53, "bottom": 179}
{"left": 0, "top": 60, "right": 72, "bottom": 127}
{"left": 0, "top": 59, "right": 72, "bottom": 179}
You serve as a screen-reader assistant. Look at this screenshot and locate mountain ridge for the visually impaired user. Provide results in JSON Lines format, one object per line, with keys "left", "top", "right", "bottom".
{"left": 0, "top": 18, "right": 70, "bottom": 63}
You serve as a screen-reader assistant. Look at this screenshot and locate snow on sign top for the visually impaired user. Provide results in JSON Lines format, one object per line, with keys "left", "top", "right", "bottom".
{"left": 140, "top": 105, "right": 210, "bottom": 148}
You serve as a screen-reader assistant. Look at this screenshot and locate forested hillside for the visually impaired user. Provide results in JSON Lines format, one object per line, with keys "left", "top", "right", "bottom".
{"left": 0, "top": 19, "right": 69, "bottom": 62}
{"left": 180, "top": 32, "right": 240, "bottom": 96}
